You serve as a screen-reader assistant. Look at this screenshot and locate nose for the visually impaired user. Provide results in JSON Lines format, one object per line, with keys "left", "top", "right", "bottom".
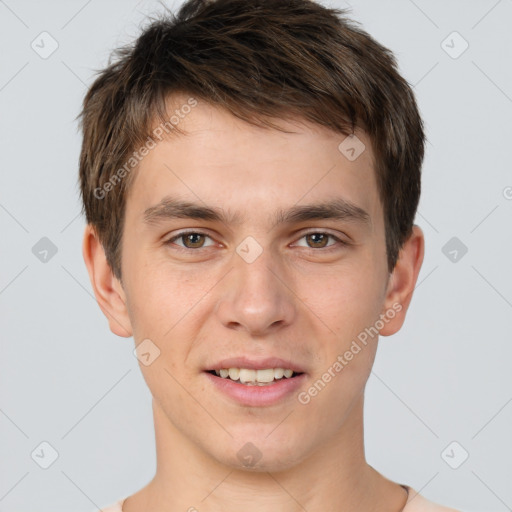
{"left": 214, "top": 245, "right": 297, "bottom": 336}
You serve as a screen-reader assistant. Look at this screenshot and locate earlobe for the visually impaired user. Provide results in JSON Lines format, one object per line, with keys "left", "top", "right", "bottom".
{"left": 379, "top": 225, "right": 425, "bottom": 337}
{"left": 82, "top": 225, "right": 133, "bottom": 338}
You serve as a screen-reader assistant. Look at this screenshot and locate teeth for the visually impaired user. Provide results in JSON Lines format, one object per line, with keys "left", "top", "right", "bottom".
{"left": 256, "top": 369, "right": 275, "bottom": 383}
{"left": 213, "top": 367, "right": 297, "bottom": 384}
{"left": 239, "top": 369, "right": 256, "bottom": 383}
{"left": 274, "top": 368, "right": 284, "bottom": 379}
{"left": 228, "top": 368, "right": 240, "bottom": 380}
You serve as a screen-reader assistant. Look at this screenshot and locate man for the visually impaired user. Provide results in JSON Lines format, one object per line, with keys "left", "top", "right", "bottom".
{"left": 79, "top": 0, "right": 459, "bottom": 510}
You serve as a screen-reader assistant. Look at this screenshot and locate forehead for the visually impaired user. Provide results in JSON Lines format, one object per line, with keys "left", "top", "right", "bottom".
{"left": 126, "top": 98, "right": 382, "bottom": 229}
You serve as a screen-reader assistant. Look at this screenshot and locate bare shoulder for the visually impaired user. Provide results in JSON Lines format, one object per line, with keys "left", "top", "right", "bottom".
{"left": 96, "top": 499, "right": 124, "bottom": 512}
{"left": 404, "top": 487, "right": 461, "bottom": 512}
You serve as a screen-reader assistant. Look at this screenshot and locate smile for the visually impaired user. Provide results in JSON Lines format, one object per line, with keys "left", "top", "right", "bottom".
{"left": 210, "top": 367, "right": 301, "bottom": 385}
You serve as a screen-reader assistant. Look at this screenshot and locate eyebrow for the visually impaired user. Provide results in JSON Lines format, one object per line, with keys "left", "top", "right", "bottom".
{"left": 143, "top": 195, "right": 371, "bottom": 229}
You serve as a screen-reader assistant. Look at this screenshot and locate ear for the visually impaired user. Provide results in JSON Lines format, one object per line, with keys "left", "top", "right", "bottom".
{"left": 379, "top": 225, "right": 425, "bottom": 336}
{"left": 82, "top": 224, "right": 133, "bottom": 338}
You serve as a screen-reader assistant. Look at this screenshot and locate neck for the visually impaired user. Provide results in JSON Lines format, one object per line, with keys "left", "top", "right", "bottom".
{"left": 123, "top": 394, "right": 407, "bottom": 512}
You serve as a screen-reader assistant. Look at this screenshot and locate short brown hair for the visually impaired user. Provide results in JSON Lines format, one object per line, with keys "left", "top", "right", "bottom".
{"left": 79, "top": 0, "right": 424, "bottom": 280}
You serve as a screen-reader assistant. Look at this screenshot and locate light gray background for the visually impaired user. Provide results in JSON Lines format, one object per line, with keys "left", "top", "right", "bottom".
{"left": 1, "top": 1, "right": 511, "bottom": 511}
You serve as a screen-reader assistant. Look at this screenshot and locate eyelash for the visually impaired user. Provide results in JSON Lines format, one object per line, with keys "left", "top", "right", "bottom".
{"left": 164, "top": 230, "right": 348, "bottom": 252}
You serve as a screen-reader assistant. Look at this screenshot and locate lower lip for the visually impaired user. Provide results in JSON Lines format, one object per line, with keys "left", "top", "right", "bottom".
{"left": 204, "top": 372, "right": 307, "bottom": 407}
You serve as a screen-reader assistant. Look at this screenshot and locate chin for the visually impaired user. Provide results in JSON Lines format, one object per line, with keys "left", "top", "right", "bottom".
{"left": 207, "top": 428, "right": 312, "bottom": 473}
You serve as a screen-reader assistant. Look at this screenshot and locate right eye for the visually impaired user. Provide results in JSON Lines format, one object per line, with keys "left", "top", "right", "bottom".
{"left": 164, "top": 231, "right": 216, "bottom": 250}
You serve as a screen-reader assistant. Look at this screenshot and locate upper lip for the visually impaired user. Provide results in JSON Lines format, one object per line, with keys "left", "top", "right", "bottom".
{"left": 205, "top": 357, "right": 306, "bottom": 373}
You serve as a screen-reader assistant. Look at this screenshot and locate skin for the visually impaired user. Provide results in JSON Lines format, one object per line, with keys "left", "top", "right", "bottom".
{"left": 83, "top": 96, "right": 424, "bottom": 512}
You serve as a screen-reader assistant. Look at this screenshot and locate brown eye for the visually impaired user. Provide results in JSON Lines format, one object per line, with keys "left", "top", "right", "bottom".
{"left": 165, "top": 231, "right": 215, "bottom": 249}
{"left": 305, "top": 233, "right": 330, "bottom": 248}
{"left": 181, "top": 233, "right": 206, "bottom": 248}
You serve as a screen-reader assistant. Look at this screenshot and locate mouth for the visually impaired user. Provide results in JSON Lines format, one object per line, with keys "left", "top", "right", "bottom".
{"left": 206, "top": 367, "right": 304, "bottom": 386}
{"left": 203, "top": 357, "right": 307, "bottom": 406}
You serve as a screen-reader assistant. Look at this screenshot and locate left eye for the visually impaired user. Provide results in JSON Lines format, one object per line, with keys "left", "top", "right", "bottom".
{"left": 295, "top": 232, "right": 339, "bottom": 249}
{"left": 166, "top": 232, "right": 215, "bottom": 249}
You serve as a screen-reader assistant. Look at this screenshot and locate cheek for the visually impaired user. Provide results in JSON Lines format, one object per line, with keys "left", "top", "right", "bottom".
{"left": 124, "top": 254, "right": 215, "bottom": 341}
{"left": 299, "top": 257, "right": 386, "bottom": 342}
{"left": 297, "top": 276, "right": 382, "bottom": 421}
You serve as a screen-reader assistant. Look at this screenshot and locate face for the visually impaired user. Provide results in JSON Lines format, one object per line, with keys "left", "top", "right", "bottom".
{"left": 99, "top": 97, "right": 413, "bottom": 471}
